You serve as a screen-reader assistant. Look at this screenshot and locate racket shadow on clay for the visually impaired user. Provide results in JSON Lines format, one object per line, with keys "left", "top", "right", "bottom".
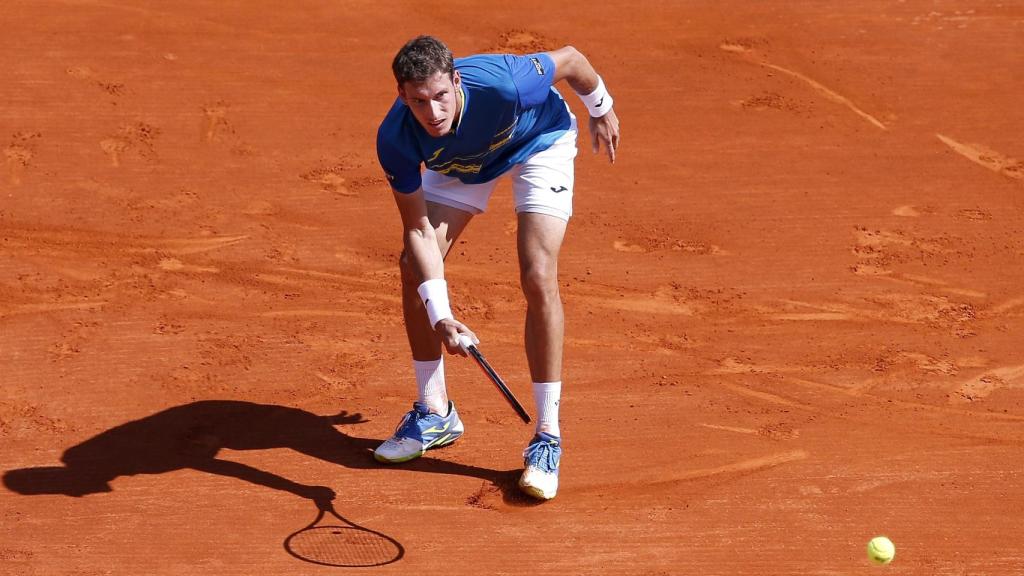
{"left": 285, "top": 499, "right": 403, "bottom": 568}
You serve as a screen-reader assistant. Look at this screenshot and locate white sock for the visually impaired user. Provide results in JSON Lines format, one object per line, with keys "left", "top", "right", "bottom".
{"left": 532, "top": 381, "right": 561, "bottom": 437}
{"left": 414, "top": 358, "right": 447, "bottom": 414}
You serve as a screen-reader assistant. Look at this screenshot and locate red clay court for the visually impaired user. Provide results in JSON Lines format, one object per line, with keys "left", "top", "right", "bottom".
{"left": 2, "top": 1, "right": 1023, "bottom": 574}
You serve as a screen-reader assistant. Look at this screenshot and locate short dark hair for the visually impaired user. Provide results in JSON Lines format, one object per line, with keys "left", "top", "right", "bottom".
{"left": 392, "top": 35, "right": 454, "bottom": 85}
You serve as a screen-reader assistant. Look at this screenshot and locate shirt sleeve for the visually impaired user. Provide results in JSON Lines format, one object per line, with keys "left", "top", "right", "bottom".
{"left": 503, "top": 53, "right": 557, "bottom": 109}
{"left": 376, "top": 118, "right": 422, "bottom": 194}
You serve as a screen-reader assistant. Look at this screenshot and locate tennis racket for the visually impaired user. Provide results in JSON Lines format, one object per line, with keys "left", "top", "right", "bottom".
{"left": 284, "top": 501, "right": 403, "bottom": 567}
{"left": 458, "top": 334, "right": 532, "bottom": 424}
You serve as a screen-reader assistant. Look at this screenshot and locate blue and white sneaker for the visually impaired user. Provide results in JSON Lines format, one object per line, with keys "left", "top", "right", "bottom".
{"left": 373, "top": 401, "right": 464, "bottom": 464}
{"left": 518, "top": 432, "right": 561, "bottom": 500}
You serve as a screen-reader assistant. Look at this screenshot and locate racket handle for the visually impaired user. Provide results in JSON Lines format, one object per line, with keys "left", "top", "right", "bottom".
{"left": 458, "top": 333, "right": 476, "bottom": 351}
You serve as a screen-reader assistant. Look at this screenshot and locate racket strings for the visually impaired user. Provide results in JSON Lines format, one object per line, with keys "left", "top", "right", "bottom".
{"left": 287, "top": 525, "right": 400, "bottom": 567}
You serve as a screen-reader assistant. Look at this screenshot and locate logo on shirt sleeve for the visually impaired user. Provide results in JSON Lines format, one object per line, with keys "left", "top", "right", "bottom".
{"left": 529, "top": 57, "right": 546, "bottom": 76}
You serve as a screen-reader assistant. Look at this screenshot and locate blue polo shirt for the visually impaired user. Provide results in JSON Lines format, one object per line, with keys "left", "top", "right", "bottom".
{"left": 377, "top": 53, "right": 572, "bottom": 193}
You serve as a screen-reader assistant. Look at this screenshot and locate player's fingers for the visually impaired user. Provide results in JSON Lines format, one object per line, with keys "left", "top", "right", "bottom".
{"left": 457, "top": 331, "right": 479, "bottom": 348}
{"left": 450, "top": 339, "right": 469, "bottom": 357}
{"left": 597, "top": 127, "right": 615, "bottom": 163}
{"left": 443, "top": 330, "right": 467, "bottom": 356}
{"left": 452, "top": 323, "right": 481, "bottom": 355}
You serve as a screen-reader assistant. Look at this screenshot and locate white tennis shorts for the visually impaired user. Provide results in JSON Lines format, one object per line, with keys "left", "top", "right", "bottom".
{"left": 422, "top": 114, "right": 578, "bottom": 222}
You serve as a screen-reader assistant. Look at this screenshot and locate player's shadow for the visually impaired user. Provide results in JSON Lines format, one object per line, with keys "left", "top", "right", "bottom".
{"left": 2, "top": 400, "right": 525, "bottom": 506}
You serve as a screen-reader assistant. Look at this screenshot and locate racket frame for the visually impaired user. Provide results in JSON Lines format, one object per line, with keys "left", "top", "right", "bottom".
{"left": 284, "top": 503, "right": 403, "bottom": 567}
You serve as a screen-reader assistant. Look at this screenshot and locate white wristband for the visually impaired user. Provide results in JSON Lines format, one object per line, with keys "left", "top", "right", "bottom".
{"left": 416, "top": 279, "right": 453, "bottom": 328}
{"left": 579, "top": 76, "right": 614, "bottom": 118}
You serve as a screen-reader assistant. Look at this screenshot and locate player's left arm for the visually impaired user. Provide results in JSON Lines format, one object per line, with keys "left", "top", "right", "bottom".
{"left": 546, "top": 46, "right": 620, "bottom": 163}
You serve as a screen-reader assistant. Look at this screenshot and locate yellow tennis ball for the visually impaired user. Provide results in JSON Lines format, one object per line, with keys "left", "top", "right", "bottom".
{"left": 867, "top": 536, "right": 895, "bottom": 565}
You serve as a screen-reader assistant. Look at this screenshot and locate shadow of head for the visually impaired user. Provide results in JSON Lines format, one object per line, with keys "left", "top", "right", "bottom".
{"left": 4, "top": 466, "right": 112, "bottom": 497}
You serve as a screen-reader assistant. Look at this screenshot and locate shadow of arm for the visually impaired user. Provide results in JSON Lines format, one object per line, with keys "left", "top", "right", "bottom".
{"left": 189, "top": 458, "right": 335, "bottom": 506}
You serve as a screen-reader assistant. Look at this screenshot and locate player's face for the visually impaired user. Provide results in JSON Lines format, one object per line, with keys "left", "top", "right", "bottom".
{"left": 399, "top": 71, "right": 461, "bottom": 137}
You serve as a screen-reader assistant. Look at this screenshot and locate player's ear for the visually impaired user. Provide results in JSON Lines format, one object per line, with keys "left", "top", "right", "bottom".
{"left": 396, "top": 83, "right": 407, "bottom": 104}
{"left": 452, "top": 70, "right": 461, "bottom": 87}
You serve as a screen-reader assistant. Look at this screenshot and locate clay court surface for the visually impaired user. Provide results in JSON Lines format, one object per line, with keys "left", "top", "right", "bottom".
{"left": 3, "top": 1, "right": 1024, "bottom": 574}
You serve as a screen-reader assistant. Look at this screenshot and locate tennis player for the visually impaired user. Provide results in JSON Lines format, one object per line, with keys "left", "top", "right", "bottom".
{"left": 373, "top": 35, "right": 619, "bottom": 500}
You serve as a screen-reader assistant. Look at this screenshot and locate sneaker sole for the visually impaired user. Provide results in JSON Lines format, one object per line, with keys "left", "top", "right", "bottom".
{"left": 373, "top": 432, "right": 462, "bottom": 464}
{"left": 518, "top": 479, "right": 556, "bottom": 500}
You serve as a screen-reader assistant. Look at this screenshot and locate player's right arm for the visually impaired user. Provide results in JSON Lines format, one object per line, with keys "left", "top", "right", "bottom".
{"left": 392, "top": 187, "right": 444, "bottom": 284}
{"left": 392, "top": 188, "right": 474, "bottom": 356}
{"left": 378, "top": 106, "right": 475, "bottom": 354}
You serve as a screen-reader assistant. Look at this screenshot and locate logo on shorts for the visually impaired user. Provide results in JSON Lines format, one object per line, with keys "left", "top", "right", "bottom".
{"left": 550, "top": 185, "right": 567, "bottom": 193}
{"left": 529, "top": 57, "right": 546, "bottom": 76}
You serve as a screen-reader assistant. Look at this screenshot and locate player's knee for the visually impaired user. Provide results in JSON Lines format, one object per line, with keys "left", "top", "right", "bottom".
{"left": 520, "top": 264, "right": 558, "bottom": 302}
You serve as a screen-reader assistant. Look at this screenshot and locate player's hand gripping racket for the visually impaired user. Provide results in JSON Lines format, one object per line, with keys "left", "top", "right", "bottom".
{"left": 284, "top": 500, "right": 403, "bottom": 567}
{"left": 458, "top": 334, "right": 532, "bottom": 424}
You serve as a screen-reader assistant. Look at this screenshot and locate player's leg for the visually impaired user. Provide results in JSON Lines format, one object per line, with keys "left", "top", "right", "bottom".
{"left": 375, "top": 172, "right": 497, "bottom": 464}
{"left": 516, "top": 212, "right": 568, "bottom": 499}
{"left": 517, "top": 211, "right": 567, "bottom": 405}
{"left": 510, "top": 116, "right": 577, "bottom": 498}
